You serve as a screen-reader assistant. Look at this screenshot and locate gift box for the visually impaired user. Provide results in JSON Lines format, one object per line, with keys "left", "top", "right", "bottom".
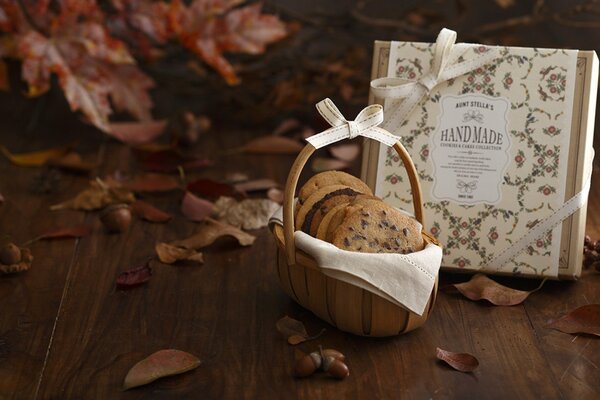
{"left": 362, "top": 29, "right": 599, "bottom": 279}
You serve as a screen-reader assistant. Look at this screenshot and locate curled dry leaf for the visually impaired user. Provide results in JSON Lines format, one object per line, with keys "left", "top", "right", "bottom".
{"left": 46, "top": 152, "right": 96, "bottom": 173}
{"left": 29, "top": 224, "right": 92, "bottom": 244}
{"left": 186, "top": 178, "right": 240, "bottom": 200}
{"left": 1, "top": 144, "right": 72, "bottom": 167}
{"left": 50, "top": 178, "right": 135, "bottom": 211}
{"left": 233, "top": 178, "right": 280, "bottom": 193}
{"left": 125, "top": 174, "right": 180, "bottom": 192}
{"left": 108, "top": 120, "right": 167, "bottom": 145}
{"left": 181, "top": 192, "right": 215, "bottom": 222}
{"left": 452, "top": 273, "right": 545, "bottom": 306}
{"left": 116, "top": 261, "right": 153, "bottom": 289}
{"left": 0, "top": 247, "right": 33, "bottom": 274}
{"left": 311, "top": 157, "right": 350, "bottom": 173}
{"left": 275, "top": 316, "right": 325, "bottom": 345}
{"left": 545, "top": 304, "right": 600, "bottom": 336}
{"left": 238, "top": 136, "right": 303, "bottom": 155}
{"left": 132, "top": 200, "right": 172, "bottom": 223}
{"left": 155, "top": 243, "right": 204, "bottom": 265}
{"left": 123, "top": 349, "right": 201, "bottom": 390}
{"left": 330, "top": 143, "right": 360, "bottom": 162}
{"left": 213, "top": 197, "right": 279, "bottom": 230}
{"left": 267, "top": 188, "right": 284, "bottom": 204}
{"left": 436, "top": 348, "right": 479, "bottom": 372}
{"left": 175, "top": 218, "right": 255, "bottom": 249}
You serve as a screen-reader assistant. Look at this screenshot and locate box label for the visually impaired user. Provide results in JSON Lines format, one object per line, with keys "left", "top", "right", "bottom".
{"left": 430, "top": 94, "right": 511, "bottom": 204}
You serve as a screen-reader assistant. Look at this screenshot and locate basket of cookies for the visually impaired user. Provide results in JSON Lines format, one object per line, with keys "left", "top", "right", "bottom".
{"left": 269, "top": 99, "right": 443, "bottom": 337}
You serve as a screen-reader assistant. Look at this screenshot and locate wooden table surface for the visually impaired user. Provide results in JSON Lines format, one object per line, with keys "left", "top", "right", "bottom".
{"left": 1, "top": 122, "right": 600, "bottom": 400}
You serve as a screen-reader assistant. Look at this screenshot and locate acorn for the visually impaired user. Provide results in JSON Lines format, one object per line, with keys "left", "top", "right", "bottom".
{"left": 322, "top": 356, "right": 350, "bottom": 380}
{"left": 0, "top": 243, "right": 21, "bottom": 265}
{"left": 100, "top": 204, "right": 132, "bottom": 233}
{"left": 322, "top": 348, "right": 345, "bottom": 362}
{"left": 294, "top": 352, "right": 322, "bottom": 378}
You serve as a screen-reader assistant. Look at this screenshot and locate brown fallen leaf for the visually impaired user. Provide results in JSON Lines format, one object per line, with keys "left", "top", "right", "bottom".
{"left": 276, "top": 315, "right": 325, "bottom": 345}
{"left": 26, "top": 224, "right": 92, "bottom": 245}
{"left": 330, "top": 143, "right": 360, "bottom": 162}
{"left": 46, "top": 152, "right": 95, "bottom": 173}
{"left": 116, "top": 261, "right": 152, "bottom": 289}
{"left": 452, "top": 273, "right": 545, "bottom": 306}
{"left": 0, "top": 192, "right": 4, "bottom": 204}
{"left": 186, "top": 178, "right": 240, "bottom": 200}
{"left": 126, "top": 174, "right": 180, "bottom": 192}
{"left": 155, "top": 243, "right": 204, "bottom": 265}
{"left": 181, "top": 192, "right": 215, "bottom": 222}
{"left": 233, "top": 178, "right": 280, "bottom": 193}
{"left": 436, "top": 347, "right": 479, "bottom": 372}
{"left": 311, "top": 157, "right": 350, "bottom": 173}
{"left": 1, "top": 144, "right": 72, "bottom": 167}
{"left": 134, "top": 148, "right": 212, "bottom": 173}
{"left": 0, "top": 247, "right": 33, "bottom": 274}
{"left": 123, "top": 349, "right": 201, "bottom": 390}
{"left": 546, "top": 304, "right": 600, "bottom": 336}
{"left": 267, "top": 187, "right": 284, "bottom": 204}
{"left": 174, "top": 218, "right": 256, "bottom": 249}
{"left": 213, "top": 197, "right": 279, "bottom": 230}
{"left": 132, "top": 200, "right": 172, "bottom": 223}
{"left": 50, "top": 178, "right": 135, "bottom": 211}
{"left": 108, "top": 120, "right": 167, "bottom": 145}
{"left": 238, "top": 136, "right": 304, "bottom": 155}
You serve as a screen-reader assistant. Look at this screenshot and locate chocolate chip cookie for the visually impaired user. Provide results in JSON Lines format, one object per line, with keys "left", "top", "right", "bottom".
{"left": 298, "top": 171, "right": 372, "bottom": 206}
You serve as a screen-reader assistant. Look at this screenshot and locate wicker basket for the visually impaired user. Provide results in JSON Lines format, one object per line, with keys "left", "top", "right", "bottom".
{"left": 270, "top": 139, "right": 439, "bottom": 337}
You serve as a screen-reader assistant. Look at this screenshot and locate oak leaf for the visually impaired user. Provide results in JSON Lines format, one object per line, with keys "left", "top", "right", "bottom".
{"left": 50, "top": 178, "right": 135, "bottom": 211}
{"left": 123, "top": 349, "right": 201, "bottom": 390}
{"left": 436, "top": 348, "right": 479, "bottom": 372}
{"left": 451, "top": 273, "right": 545, "bottom": 306}
{"left": 546, "top": 304, "right": 600, "bottom": 336}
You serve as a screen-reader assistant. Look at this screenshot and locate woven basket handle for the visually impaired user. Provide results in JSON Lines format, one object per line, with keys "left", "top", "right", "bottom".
{"left": 283, "top": 140, "right": 425, "bottom": 266}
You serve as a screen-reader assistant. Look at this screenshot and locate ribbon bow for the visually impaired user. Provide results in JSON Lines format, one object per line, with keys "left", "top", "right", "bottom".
{"left": 370, "top": 28, "right": 499, "bottom": 132}
{"left": 306, "top": 98, "right": 399, "bottom": 149}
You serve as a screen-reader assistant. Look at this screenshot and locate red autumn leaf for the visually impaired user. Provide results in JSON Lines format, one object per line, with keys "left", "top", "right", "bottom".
{"left": 186, "top": 178, "right": 239, "bottom": 199}
{"left": 311, "top": 157, "right": 350, "bottom": 173}
{"left": 108, "top": 120, "right": 167, "bottom": 145}
{"left": 436, "top": 348, "right": 479, "bottom": 372}
{"left": 330, "top": 143, "right": 360, "bottom": 162}
{"left": 546, "top": 304, "right": 600, "bottom": 336}
{"left": 123, "top": 349, "right": 201, "bottom": 390}
{"left": 134, "top": 148, "right": 212, "bottom": 172}
{"left": 233, "top": 178, "right": 280, "bottom": 193}
{"left": 126, "top": 173, "right": 180, "bottom": 192}
{"left": 176, "top": 2, "right": 287, "bottom": 85}
{"left": 275, "top": 315, "right": 325, "bottom": 345}
{"left": 132, "top": 200, "right": 172, "bottom": 223}
{"left": 181, "top": 191, "right": 214, "bottom": 222}
{"left": 34, "top": 224, "right": 93, "bottom": 242}
{"left": 239, "top": 136, "right": 304, "bottom": 155}
{"left": 116, "top": 261, "right": 152, "bottom": 289}
{"left": 452, "top": 273, "right": 545, "bottom": 306}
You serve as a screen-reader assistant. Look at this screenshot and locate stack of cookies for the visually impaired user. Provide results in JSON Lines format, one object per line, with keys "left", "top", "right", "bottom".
{"left": 295, "top": 171, "right": 424, "bottom": 254}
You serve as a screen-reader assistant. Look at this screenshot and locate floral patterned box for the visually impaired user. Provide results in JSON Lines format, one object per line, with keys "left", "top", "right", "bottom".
{"left": 362, "top": 37, "right": 598, "bottom": 279}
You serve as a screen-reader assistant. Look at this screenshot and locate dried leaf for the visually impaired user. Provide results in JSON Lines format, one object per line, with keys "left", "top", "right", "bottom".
{"left": 181, "top": 192, "right": 215, "bottom": 222}
{"left": 155, "top": 242, "right": 204, "bottom": 265}
{"left": 0, "top": 247, "right": 33, "bottom": 274}
{"left": 172, "top": 218, "right": 256, "bottom": 250}
{"left": 267, "top": 187, "right": 284, "bottom": 204}
{"left": 330, "top": 143, "right": 360, "bottom": 162}
{"left": 494, "top": 0, "right": 515, "bottom": 8}
{"left": 132, "top": 200, "right": 172, "bottom": 223}
{"left": 123, "top": 349, "right": 201, "bottom": 390}
{"left": 186, "top": 178, "right": 239, "bottom": 200}
{"left": 276, "top": 316, "right": 308, "bottom": 342}
{"left": 116, "top": 261, "right": 152, "bottom": 289}
{"left": 436, "top": 348, "right": 479, "bottom": 372}
{"left": 452, "top": 273, "right": 545, "bottom": 306}
{"left": 108, "top": 120, "right": 167, "bottom": 145}
{"left": 213, "top": 197, "right": 279, "bottom": 230}
{"left": 311, "top": 157, "right": 350, "bottom": 173}
{"left": 233, "top": 178, "right": 280, "bottom": 193}
{"left": 546, "top": 304, "right": 600, "bottom": 336}
{"left": 126, "top": 174, "right": 180, "bottom": 192}
{"left": 134, "top": 149, "right": 212, "bottom": 173}
{"left": 46, "top": 152, "right": 95, "bottom": 173}
{"left": 1, "top": 145, "right": 71, "bottom": 167}
{"left": 239, "top": 136, "right": 303, "bottom": 155}
{"left": 0, "top": 60, "right": 9, "bottom": 91}
{"left": 32, "top": 224, "right": 92, "bottom": 243}
{"left": 0, "top": 192, "right": 4, "bottom": 204}
{"left": 50, "top": 178, "right": 135, "bottom": 211}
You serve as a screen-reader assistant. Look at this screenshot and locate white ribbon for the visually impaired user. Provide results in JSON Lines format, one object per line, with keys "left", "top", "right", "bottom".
{"left": 305, "top": 98, "right": 398, "bottom": 149}
{"left": 370, "top": 28, "right": 500, "bottom": 131}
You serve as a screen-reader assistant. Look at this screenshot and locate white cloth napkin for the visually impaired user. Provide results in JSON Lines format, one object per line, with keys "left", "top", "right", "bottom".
{"left": 269, "top": 206, "right": 442, "bottom": 316}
